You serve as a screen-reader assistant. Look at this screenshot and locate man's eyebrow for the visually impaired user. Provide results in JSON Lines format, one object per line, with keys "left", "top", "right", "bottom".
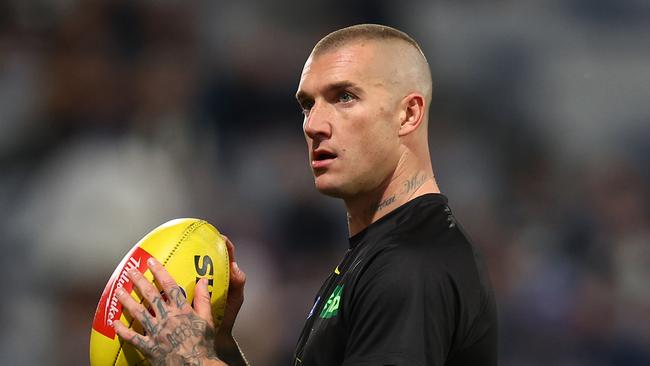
{"left": 295, "top": 81, "right": 362, "bottom": 103}
{"left": 327, "top": 81, "right": 359, "bottom": 91}
{"left": 295, "top": 90, "right": 310, "bottom": 104}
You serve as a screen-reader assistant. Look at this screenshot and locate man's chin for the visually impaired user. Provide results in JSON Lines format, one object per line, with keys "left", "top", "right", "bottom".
{"left": 315, "top": 185, "right": 346, "bottom": 198}
{"left": 313, "top": 178, "right": 347, "bottom": 198}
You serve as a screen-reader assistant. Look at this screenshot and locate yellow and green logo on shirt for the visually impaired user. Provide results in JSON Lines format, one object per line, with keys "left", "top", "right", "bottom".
{"left": 319, "top": 285, "right": 343, "bottom": 319}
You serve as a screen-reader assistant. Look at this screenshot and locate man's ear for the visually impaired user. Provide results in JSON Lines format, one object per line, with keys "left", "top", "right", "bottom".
{"left": 398, "top": 93, "right": 426, "bottom": 137}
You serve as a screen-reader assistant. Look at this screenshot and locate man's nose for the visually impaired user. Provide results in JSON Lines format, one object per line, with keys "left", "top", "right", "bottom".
{"left": 303, "top": 101, "right": 332, "bottom": 140}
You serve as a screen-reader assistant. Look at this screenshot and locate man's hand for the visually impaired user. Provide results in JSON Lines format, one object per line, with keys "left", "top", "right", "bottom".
{"left": 113, "top": 256, "right": 226, "bottom": 366}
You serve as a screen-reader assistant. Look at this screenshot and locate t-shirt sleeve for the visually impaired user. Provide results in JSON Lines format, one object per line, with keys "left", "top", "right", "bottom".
{"left": 341, "top": 249, "right": 457, "bottom": 366}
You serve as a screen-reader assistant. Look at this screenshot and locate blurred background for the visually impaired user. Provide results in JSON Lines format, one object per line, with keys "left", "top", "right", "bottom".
{"left": 1, "top": 0, "right": 649, "bottom": 364}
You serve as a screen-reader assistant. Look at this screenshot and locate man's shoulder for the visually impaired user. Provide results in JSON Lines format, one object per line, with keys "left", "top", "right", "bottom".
{"left": 385, "top": 211, "right": 478, "bottom": 268}
{"left": 347, "top": 195, "right": 490, "bottom": 294}
{"left": 353, "top": 215, "right": 492, "bottom": 304}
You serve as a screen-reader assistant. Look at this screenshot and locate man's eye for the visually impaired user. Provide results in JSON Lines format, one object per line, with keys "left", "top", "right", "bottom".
{"left": 338, "top": 92, "right": 355, "bottom": 103}
{"left": 300, "top": 101, "right": 314, "bottom": 114}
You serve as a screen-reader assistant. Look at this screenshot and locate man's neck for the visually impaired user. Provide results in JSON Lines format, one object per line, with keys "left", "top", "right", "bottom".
{"left": 345, "top": 168, "right": 440, "bottom": 237}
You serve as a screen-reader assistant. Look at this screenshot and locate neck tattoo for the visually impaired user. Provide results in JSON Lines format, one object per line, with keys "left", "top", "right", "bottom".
{"left": 371, "top": 172, "right": 429, "bottom": 214}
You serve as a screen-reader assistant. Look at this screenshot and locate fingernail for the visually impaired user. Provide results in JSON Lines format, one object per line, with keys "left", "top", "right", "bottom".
{"left": 147, "top": 257, "right": 157, "bottom": 266}
{"left": 232, "top": 261, "right": 240, "bottom": 273}
{"left": 129, "top": 268, "right": 139, "bottom": 276}
{"left": 116, "top": 287, "right": 125, "bottom": 296}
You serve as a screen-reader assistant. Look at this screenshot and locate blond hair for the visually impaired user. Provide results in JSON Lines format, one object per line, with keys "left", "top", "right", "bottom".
{"left": 312, "top": 24, "right": 426, "bottom": 59}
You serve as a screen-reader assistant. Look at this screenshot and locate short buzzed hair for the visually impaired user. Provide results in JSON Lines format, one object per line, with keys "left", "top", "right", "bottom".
{"left": 312, "top": 24, "right": 426, "bottom": 59}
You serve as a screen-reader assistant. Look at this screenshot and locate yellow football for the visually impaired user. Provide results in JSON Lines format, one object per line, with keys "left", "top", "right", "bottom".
{"left": 89, "top": 218, "right": 229, "bottom": 365}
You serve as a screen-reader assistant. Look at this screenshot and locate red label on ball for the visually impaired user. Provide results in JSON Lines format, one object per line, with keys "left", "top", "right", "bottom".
{"left": 92, "top": 246, "right": 153, "bottom": 339}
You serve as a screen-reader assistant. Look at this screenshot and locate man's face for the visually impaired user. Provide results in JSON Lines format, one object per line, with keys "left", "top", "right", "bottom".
{"left": 296, "top": 42, "right": 403, "bottom": 198}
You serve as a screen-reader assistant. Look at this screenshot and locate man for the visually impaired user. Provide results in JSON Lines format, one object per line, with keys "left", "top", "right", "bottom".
{"left": 113, "top": 24, "right": 497, "bottom": 365}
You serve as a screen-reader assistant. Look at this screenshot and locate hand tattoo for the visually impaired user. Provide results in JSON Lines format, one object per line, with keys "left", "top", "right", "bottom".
{"left": 116, "top": 264, "right": 224, "bottom": 366}
{"left": 153, "top": 296, "right": 168, "bottom": 320}
{"left": 169, "top": 286, "right": 188, "bottom": 308}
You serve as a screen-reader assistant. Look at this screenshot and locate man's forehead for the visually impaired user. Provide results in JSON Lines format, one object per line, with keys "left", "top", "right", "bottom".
{"left": 304, "top": 44, "right": 370, "bottom": 72}
{"left": 298, "top": 42, "right": 388, "bottom": 88}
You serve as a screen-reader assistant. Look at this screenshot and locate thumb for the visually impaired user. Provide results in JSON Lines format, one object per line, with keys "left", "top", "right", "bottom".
{"left": 193, "top": 278, "right": 214, "bottom": 327}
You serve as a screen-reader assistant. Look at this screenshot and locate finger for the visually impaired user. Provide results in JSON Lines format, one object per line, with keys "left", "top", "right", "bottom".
{"left": 223, "top": 235, "right": 236, "bottom": 264}
{"left": 116, "top": 286, "right": 161, "bottom": 336}
{"left": 223, "top": 235, "right": 245, "bottom": 320}
{"left": 114, "top": 321, "right": 161, "bottom": 357}
{"left": 147, "top": 257, "right": 190, "bottom": 310}
{"left": 222, "top": 235, "right": 245, "bottom": 289}
{"left": 193, "top": 278, "right": 214, "bottom": 327}
{"left": 230, "top": 261, "right": 246, "bottom": 289}
{"left": 219, "top": 281, "right": 244, "bottom": 336}
{"left": 220, "top": 263, "right": 246, "bottom": 334}
{"left": 127, "top": 267, "right": 167, "bottom": 318}
{"left": 116, "top": 286, "right": 146, "bottom": 322}
{"left": 113, "top": 320, "right": 148, "bottom": 348}
{"left": 115, "top": 321, "right": 169, "bottom": 361}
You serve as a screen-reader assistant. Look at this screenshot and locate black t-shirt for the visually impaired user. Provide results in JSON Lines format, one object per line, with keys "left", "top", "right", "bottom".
{"left": 292, "top": 194, "right": 497, "bottom": 366}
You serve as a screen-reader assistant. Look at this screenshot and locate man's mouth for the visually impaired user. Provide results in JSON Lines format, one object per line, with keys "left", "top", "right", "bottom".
{"left": 314, "top": 151, "right": 337, "bottom": 161}
{"left": 312, "top": 149, "right": 337, "bottom": 169}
